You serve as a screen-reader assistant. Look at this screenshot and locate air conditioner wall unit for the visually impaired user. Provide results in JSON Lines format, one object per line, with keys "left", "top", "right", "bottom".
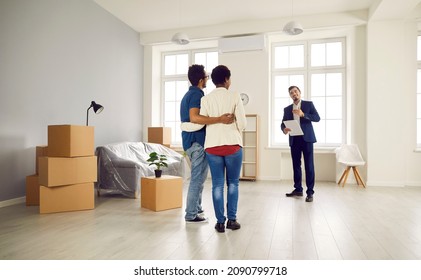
{"left": 218, "top": 34, "right": 266, "bottom": 53}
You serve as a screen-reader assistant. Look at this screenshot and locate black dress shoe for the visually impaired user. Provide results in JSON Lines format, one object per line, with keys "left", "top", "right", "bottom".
{"left": 305, "top": 195, "right": 313, "bottom": 202}
{"left": 286, "top": 190, "right": 303, "bottom": 197}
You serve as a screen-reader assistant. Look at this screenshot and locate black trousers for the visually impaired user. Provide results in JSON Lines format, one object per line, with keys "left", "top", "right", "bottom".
{"left": 290, "top": 136, "right": 315, "bottom": 195}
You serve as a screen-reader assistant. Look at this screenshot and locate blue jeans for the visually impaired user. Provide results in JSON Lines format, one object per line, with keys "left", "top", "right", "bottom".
{"left": 185, "top": 142, "right": 209, "bottom": 220}
{"left": 206, "top": 148, "right": 243, "bottom": 224}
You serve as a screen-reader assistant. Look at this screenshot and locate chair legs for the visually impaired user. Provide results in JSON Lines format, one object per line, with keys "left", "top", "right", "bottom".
{"left": 338, "top": 166, "right": 366, "bottom": 188}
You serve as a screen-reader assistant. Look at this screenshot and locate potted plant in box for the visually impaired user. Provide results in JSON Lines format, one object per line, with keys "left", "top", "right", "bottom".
{"left": 147, "top": 152, "right": 168, "bottom": 178}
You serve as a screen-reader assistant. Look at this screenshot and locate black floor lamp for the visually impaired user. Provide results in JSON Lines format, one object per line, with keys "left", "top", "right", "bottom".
{"left": 86, "top": 101, "right": 104, "bottom": 126}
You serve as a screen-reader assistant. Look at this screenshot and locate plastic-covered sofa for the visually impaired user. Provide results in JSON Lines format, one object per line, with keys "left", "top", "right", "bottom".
{"left": 95, "top": 142, "right": 186, "bottom": 198}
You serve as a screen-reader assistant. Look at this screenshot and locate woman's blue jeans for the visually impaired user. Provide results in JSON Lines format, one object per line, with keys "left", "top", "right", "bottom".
{"left": 206, "top": 148, "right": 243, "bottom": 224}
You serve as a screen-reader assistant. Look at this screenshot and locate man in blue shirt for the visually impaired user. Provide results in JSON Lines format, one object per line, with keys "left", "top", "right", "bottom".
{"left": 181, "top": 64, "right": 233, "bottom": 223}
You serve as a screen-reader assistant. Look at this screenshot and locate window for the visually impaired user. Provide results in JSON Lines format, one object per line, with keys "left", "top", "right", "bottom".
{"left": 417, "top": 35, "right": 421, "bottom": 147}
{"left": 271, "top": 38, "right": 346, "bottom": 147}
{"left": 162, "top": 50, "right": 218, "bottom": 146}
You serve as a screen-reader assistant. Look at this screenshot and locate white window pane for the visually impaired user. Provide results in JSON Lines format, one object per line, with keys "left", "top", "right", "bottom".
{"left": 311, "top": 74, "right": 325, "bottom": 96}
{"left": 326, "top": 42, "right": 342, "bottom": 66}
{"left": 418, "top": 36, "right": 421, "bottom": 61}
{"left": 326, "top": 120, "right": 342, "bottom": 143}
{"left": 176, "top": 54, "right": 188, "bottom": 74}
{"left": 176, "top": 81, "right": 188, "bottom": 101}
{"left": 165, "top": 102, "right": 176, "bottom": 122}
{"left": 274, "top": 76, "right": 290, "bottom": 98}
{"left": 312, "top": 97, "right": 326, "bottom": 119}
{"left": 418, "top": 119, "right": 421, "bottom": 144}
{"left": 326, "top": 73, "right": 342, "bottom": 96}
{"left": 165, "top": 81, "right": 176, "bottom": 101}
{"left": 174, "top": 123, "right": 182, "bottom": 144}
{"left": 314, "top": 120, "right": 326, "bottom": 143}
{"left": 326, "top": 97, "right": 342, "bottom": 119}
{"left": 274, "top": 98, "right": 290, "bottom": 120}
{"left": 194, "top": 53, "right": 206, "bottom": 66}
{"left": 274, "top": 120, "right": 287, "bottom": 144}
{"left": 164, "top": 55, "right": 176, "bottom": 75}
{"left": 175, "top": 101, "right": 181, "bottom": 122}
{"left": 311, "top": 43, "right": 325, "bottom": 67}
{"left": 275, "top": 46, "right": 288, "bottom": 68}
{"left": 207, "top": 52, "right": 218, "bottom": 71}
{"left": 417, "top": 94, "right": 421, "bottom": 118}
{"left": 290, "top": 45, "right": 304, "bottom": 68}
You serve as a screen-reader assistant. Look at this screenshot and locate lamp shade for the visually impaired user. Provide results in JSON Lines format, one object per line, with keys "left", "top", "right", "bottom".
{"left": 283, "top": 21, "right": 303, "bottom": 35}
{"left": 91, "top": 101, "right": 104, "bottom": 114}
{"left": 171, "top": 32, "right": 190, "bottom": 45}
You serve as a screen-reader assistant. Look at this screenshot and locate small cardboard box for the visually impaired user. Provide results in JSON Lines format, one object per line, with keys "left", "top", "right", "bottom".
{"left": 48, "top": 125, "right": 94, "bottom": 157}
{"left": 26, "top": 174, "right": 40, "bottom": 206}
{"left": 141, "top": 175, "right": 182, "bottom": 211}
{"left": 38, "top": 156, "right": 97, "bottom": 187}
{"left": 40, "top": 183, "right": 95, "bottom": 214}
{"left": 35, "top": 146, "right": 48, "bottom": 174}
{"left": 148, "top": 127, "right": 171, "bottom": 145}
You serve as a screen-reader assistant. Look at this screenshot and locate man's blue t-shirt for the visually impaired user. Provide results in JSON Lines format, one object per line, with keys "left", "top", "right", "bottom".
{"left": 180, "top": 86, "right": 206, "bottom": 151}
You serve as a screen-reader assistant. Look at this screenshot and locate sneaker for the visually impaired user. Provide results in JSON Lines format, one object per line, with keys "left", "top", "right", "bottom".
{"left": 215, "top": 223, "right": 225, "bottom": 233}
{"left": 186, "top": 216, "right": 208, "bottom": 223}
{"left": 226, "top": 219, "right": 241, "bottom": 230}
{"left": 197, "top": 210, "right": 205, "bottom": 217}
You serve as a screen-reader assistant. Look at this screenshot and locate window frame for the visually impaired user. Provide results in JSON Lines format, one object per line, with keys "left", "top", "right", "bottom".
{"left": 161, "top": 48, "right": 218, "bottom": 147}
{"left": 270, "top": 37, "right": 347, "bottom": 148}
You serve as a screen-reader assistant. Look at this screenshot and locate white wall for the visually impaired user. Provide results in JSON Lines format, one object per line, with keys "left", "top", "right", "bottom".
{"left": 0, "top": 0, "right": 143, "bottom": 202}
{"left": 366, "top": 19, "right": 421, "bottom": 187}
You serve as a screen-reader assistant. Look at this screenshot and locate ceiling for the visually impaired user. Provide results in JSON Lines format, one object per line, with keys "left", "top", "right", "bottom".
{"left": 93, "top": 0, "right": 421, "bottom": 34}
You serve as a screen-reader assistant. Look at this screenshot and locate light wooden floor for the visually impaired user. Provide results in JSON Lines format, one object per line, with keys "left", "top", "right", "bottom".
{"left": 1, "top": 180, "right": 421, "bottom": 260}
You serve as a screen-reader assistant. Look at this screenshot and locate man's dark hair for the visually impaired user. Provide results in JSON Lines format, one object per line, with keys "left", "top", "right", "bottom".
{"left": 188, "top": 64, "right": 206, "bottom": 86}
{"left": 211, "top": 65, "right": 231, "bottom": 85}
{"left": 288, "top": 85, "right": 301, "bottom": 93}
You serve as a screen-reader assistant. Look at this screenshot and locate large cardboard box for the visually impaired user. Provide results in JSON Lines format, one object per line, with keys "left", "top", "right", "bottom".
{"left": 38, "top": 156, "right": 97, "bottom": 187}
{"left": 26, "top": 174, "right": 40, "bottom": 206}
{"left": 48, "top": 125, "right": 94, "bottom": 157}
{"left": 35, "top": 146, "right": 48, "bottom": 174}
{"left": 40, "top": 183, "right": 95, "bottom": 214}
{"left": 148, "top": 127, "right": 171, "bottom": 146}
{"left": 141, "top": 175, "right": 182, "bottom": 211}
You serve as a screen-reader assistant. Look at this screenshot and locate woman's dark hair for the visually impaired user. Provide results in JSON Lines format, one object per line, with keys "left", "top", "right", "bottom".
{"left": 211, "top": 65, "right": 231, "bottom": 85}
{"left": 188, "top": 64, "right": 206, "bottom": 86}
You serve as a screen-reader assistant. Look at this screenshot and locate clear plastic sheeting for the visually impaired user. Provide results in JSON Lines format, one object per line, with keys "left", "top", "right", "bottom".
{"left": 96, "top": 142, "right": 187, "bottom": 198}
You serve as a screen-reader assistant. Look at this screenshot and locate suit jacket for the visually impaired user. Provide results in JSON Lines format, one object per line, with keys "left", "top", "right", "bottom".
{"left": 280, "top": 100, "right": 320, "bottom": 146}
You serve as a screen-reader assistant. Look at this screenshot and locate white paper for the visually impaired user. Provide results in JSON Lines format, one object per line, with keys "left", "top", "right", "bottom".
{"left": 283, "top": 120, "right": 304, "bottom": 136}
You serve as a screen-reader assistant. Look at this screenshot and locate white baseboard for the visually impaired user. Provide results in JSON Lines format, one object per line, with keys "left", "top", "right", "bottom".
{"left": 0, "top": 197, "right": 25, "bottom": 208}
{"left": 366, "top": 181, "right": 405, "bottom": 187}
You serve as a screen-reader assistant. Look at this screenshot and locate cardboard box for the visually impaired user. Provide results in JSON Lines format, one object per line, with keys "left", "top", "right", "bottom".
{"left": 38, "top": 156, "right": 97, "bottom": 187}
{"left": 35, "top": 146, "right": 48, "bottom": 174}
{"left": 148, "top": 127, "right": 171, "bottom": 145}
{"left": 26, "top": 174, "right": 40, "bottom": 206}
{"left": 48, "top": 125, "right": 94, "bottom": 157}
{"left": 141, "top": 175, "right": 182, "bottom": 211}
{"left": 40, "top": 183, "right": 95, "bottom": 214}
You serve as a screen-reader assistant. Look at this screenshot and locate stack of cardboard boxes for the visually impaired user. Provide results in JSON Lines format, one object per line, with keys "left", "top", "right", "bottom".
{"left": 36, "top": 125, "right": 97, "bottom": 214}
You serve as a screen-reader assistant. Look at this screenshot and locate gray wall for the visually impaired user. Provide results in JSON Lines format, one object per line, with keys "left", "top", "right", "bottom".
{"left": 0, "top": 0, "right": 143, "bottom": 202}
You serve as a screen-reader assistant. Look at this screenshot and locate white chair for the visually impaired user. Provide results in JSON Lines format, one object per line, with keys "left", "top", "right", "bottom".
{"left": 335, "top": 144, "right": 366, "bottom": 188}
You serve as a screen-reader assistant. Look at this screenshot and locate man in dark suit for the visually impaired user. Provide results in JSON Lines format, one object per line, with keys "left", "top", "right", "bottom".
{"left": 281, "top": 86, "right": 320, "bottom": 202}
